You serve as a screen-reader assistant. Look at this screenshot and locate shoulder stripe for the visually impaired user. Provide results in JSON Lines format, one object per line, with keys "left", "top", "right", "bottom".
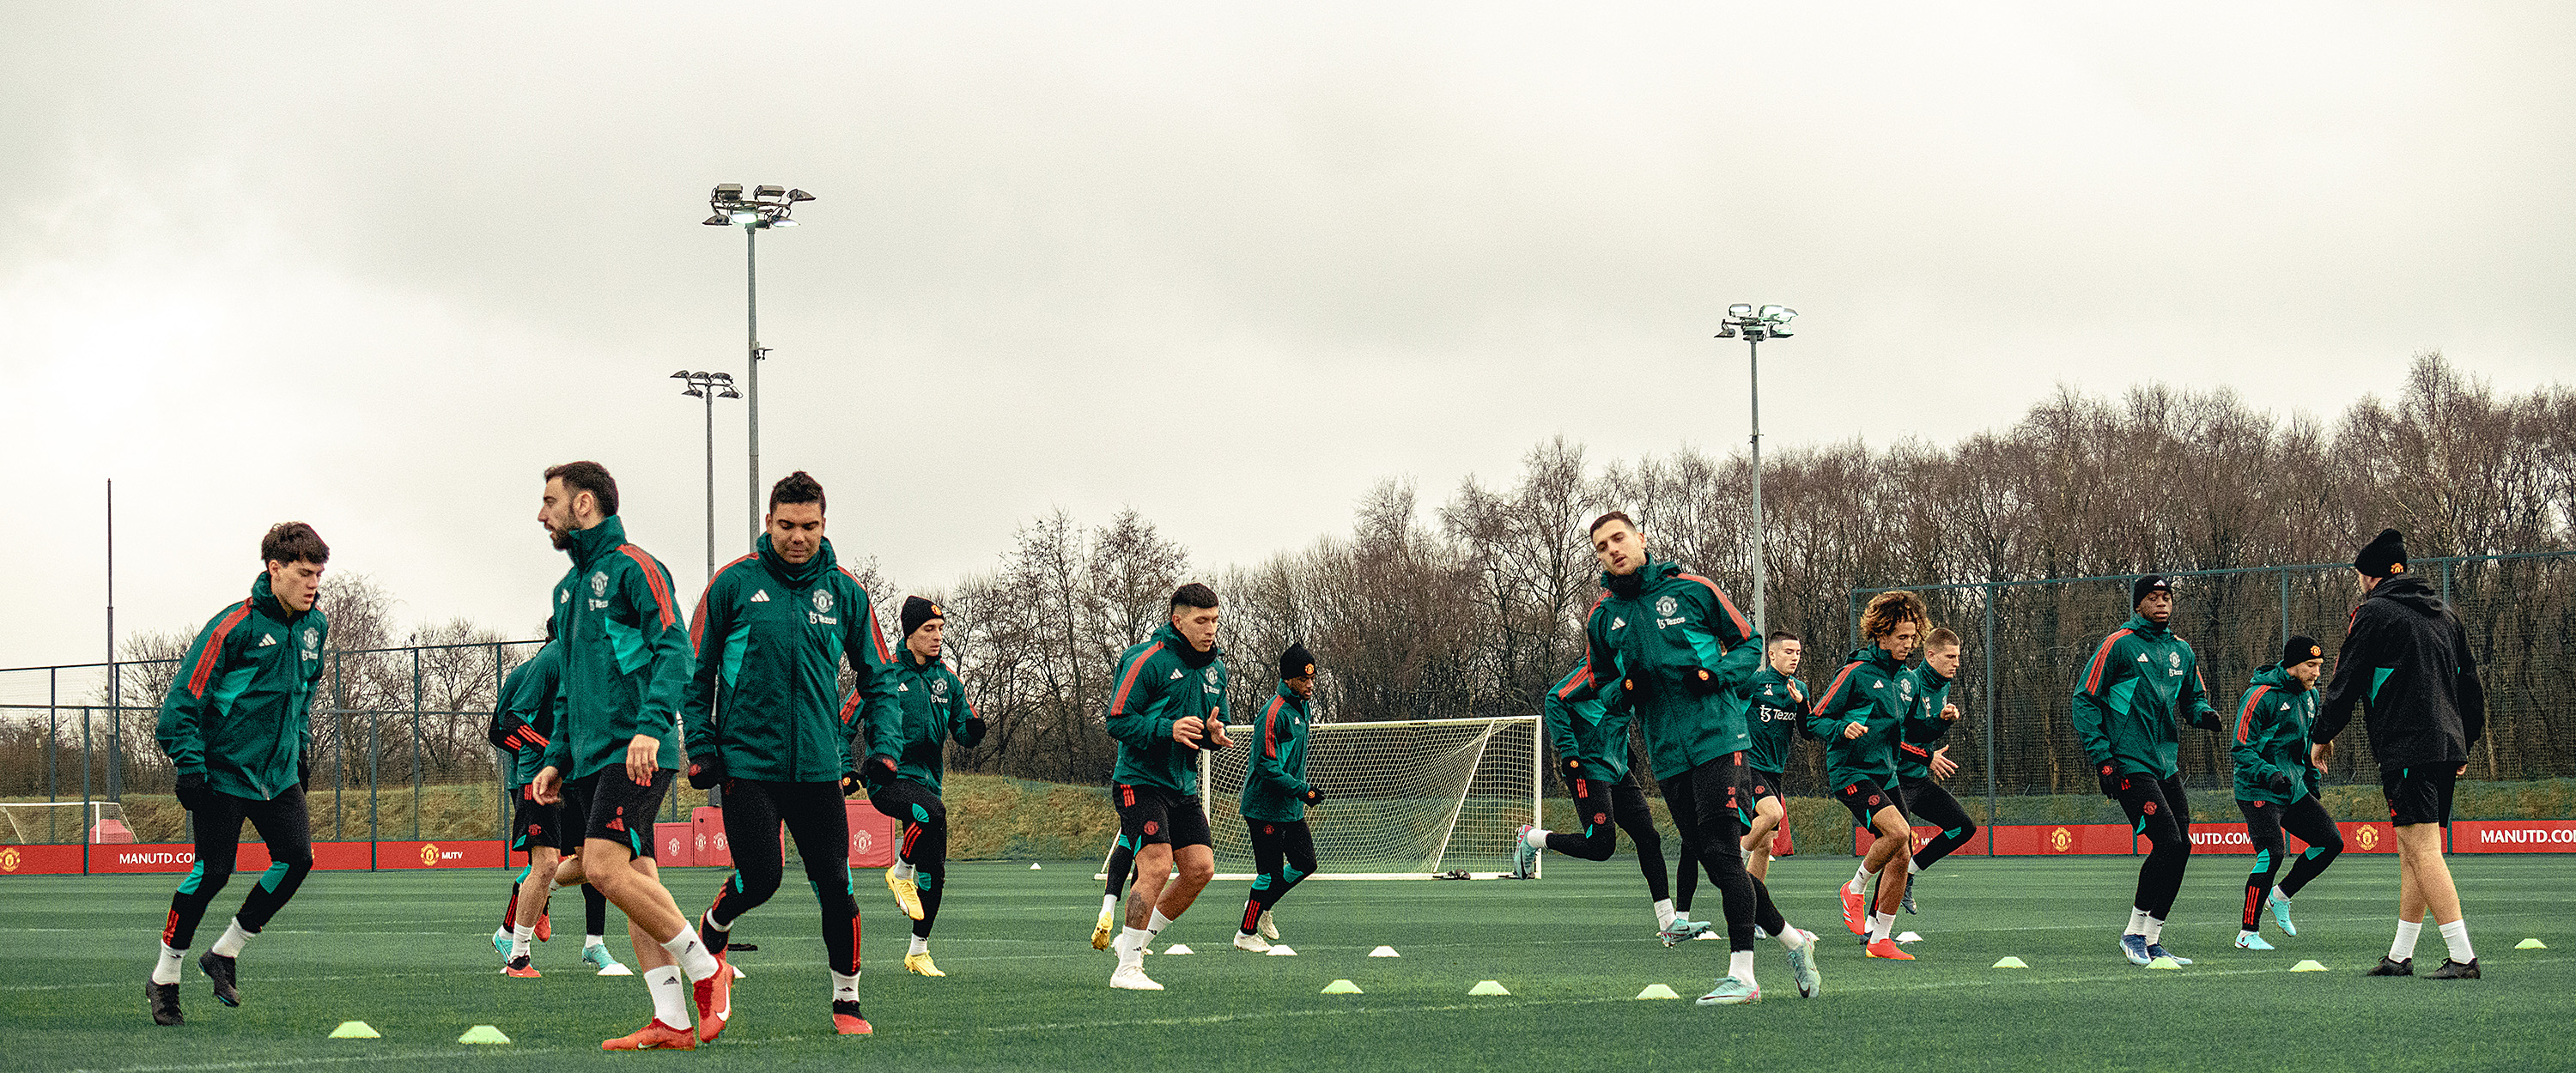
{"left": 185, "top": 603, "right": 254, "bottom": 698}
{"left": 1819, "top": 662, "right": 1862, "bottom": 716}
{"left": 1556, "top": 667, "right": 1594, "bottom": 700}
{"left": 1677, "top": 573, "right": 1751, "bottom": 641}
{"left": 689, "top": 555, "right": 756, "bottom": 654}
{"left": 2236, "top": 685, "right": 2270, "bottom": 744}
{"left": 617, "top": 546, "right": 677, "bottom": 629}
{"left": 1109, "top": 642, "right": 1165, "bottom": 718}
{"left": 1262, "top": 696, "right": 1285, "bottom": 759}
{"left": 2081, "top": 629, "right": 2135, "bottom": 694}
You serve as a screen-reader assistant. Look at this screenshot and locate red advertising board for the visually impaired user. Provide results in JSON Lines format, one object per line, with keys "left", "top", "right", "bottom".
{"left": 1985, "top": 824, "right": 2141, "bottom": 856}
{"left": 0, "top": 845, "right": 85, "bottom": 875}
{"left": 374, "top": 840, "right": 502, "bottom": 870}
{"left": 656, "top": 822, "right": 695, "bottom": 866}
{"left": 2452, "top": 820, "right": 2576, "bottom": 852}
{"left": 2183, "top": 821, "right": 2395, "bottom": 855}
{"left": 848, "top": 801, "right": 898, "bottom": 867}
{"left": 9, "top": 840, "right": 490, "bottom": 874}
{"left": 692, "top": 807, "right": 732, "bottom": 868}
{"left": 1851, "top": 825, "right": 1997, "bottom": 857}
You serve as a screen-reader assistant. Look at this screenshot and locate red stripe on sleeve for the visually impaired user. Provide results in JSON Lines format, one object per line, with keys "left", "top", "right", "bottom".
{"left": 1262, "top": 696, "right": 1285, "bottom": 759}
{"left": 617, "top": 546, "right": 677, "bottom": 628}
{"left": 1108, "top": 643, "right": 1164, "bottom": 718}
{"left": 1679, "top": 574, "right": 1751, "bottom": 641}
{"left": 1819, "top": 663, "right": 1862, "bottom": 716}
{"left": 1556, "top": 668, "right": 1593, "bottom": 700}
{"left": 185, "top": 603, "right": 253, "bottom": 697}
{"left": 2081, "top": 630, "right": 2134, "bottom": 694}
{"left": 2237, "top": 685, "right": 2270, "bottom": 744}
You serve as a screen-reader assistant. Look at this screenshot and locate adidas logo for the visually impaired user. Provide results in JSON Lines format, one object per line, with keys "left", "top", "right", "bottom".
{"left": 2137, "top": 654, "right": 2152, "bottom": 663}
{"left": 896, "top": 683, "right": 909, "bottom": 692}
{"left": 257, "top": 634, "right": 278, "bottom": 647}
{"left": 1170, "top": 670, "right": 1185, "bottom": 680}
{"left": 2281, "top": 702, "right": 2292, "bottom": 710}
{"left": 750, "top": 590, "right": 771, "bottom": 603}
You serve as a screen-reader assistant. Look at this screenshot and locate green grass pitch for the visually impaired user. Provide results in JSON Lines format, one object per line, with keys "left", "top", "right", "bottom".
{"left": 6, "top": 854, "right": 2563, "bottom": 1071}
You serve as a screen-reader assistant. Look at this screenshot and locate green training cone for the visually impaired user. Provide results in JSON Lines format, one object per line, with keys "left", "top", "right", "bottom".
{"left": 2147, "top": 956, "right": 2183, "bottom": 970}
{"left": 1634, "top": 984, "right": 1681, "bottom": 999}
{"left": 2516, "top": 938, "right": 2546, "bottom": 949}
{"left": 1991, "top": 957, "right": 2028, "bottom": 969}
{"left": 1469, "top": 980, "right": 1511, "bottom": 996}
{"left": 1322, "top": 979, "right": 1363, "bottom": 994}
{"left": 457, "top": 1025, "right": 513, "bottom": 1045}
{"left": 2290, "top": 960, "right": 2328, "bottom": 972}
{"left": 328, "top": 1021, "right": 380, "bottom": 1039}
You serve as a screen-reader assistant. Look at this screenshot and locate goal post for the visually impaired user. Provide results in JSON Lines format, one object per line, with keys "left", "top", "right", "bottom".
{"left": 1197, "top": 714, "right": 1540, "bottom": 880}
{"left": 0, "top": 801, "right": 128, "bottom": 845}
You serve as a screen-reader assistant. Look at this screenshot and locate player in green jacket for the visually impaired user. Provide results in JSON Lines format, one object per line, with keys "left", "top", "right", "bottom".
{"left": 863, "top": 595, "right": 986, "bottom": 977}
{"left": 526, "top": 461, "right": 725, "bottom": 1052}
{"left": 1809, "top": 591, "right": 1924, "bottom": 960}
{"left": 1102, "top": 584, "right": 1234, "bottom": 991}
{"left": 1573, "top": 512, "right": 1818, "bottom": 1007}
{"left": 1515, "top": 660, "right": 1685, "bottom": 942}
{"left": 1890, "top": 627, "right": 1975, "bottom": 916}
{"left": 2072, "top": 574, "right": 2222, "bottom": 967}
{"left": 1740, "top": 632, "right": 1812, "bottom": 888}
{"left": 144, "top": 524, "right": 331, "bottom": 1027}
{"left": 1233, "top": 644, "right": 1326, "bottom": 953}
{"left": 678, "top": 471, "right": 899, "bottom": 1034}
{"left": 489, "top": 631, "right": 623, "bottom": 976}
{"left": 2230, "top": 634, "right": 2344, "bottom": 950}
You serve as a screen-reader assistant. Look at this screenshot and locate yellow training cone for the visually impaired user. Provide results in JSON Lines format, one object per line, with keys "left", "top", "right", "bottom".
{"left": 1991, "top": 957, "right": 2028, "bottom": 969}
{"left": 2516, "top": 938, "right": 2546, "bottom": 949}
{"left": 1321, "top": 979, "right": 1363, "bottom": 994}
{"left": 1468, "top": 980, "right": 1511, "bottom": 996}
{"left": 1634, "top": 984, "right": 1681, "bottom": 999}
{"left": 2147, "top": 956, "right": 2183, "bottom": 970}
{"left": 1369, "top": 946, "right": 1401, "bottom": 958}
{"left": 2290, "top": 961, "right": 2327, "bottom": 972}
{"left": 328, "top": 1021, "right": 380, "bottom": 1039}
{"left": 457, "top": 1025, "right": 512, "bottom": 1045}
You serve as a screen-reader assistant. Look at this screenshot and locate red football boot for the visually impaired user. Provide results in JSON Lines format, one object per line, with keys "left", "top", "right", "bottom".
{"left": 602, "top": 1019, "right": 696, "bottom": 1051}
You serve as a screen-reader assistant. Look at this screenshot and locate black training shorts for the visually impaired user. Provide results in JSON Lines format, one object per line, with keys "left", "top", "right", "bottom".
{"left": 508, "top": 785, "right": 562, "bottom": 852}
{"left": 571, "top": 767, "right": 675, "bottom": 860}
{"left": 1838, "top": 777, "right": 1899, "bottom": 827}
{"left": 2381, "top": 766, "right": 2456, "bottom": 827}
{"left": 1115, "top": 783, "right": 1212, "bottom": 850}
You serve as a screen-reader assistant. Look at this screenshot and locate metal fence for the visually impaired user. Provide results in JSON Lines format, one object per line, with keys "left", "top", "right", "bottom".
{"left": 1831, "top": 551, "right": 2574, "bottom": 838}
{"left": 0, "top": 640, "right": 702, "bottom": 851}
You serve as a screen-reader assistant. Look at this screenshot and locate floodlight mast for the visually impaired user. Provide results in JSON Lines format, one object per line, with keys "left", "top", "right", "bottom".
{"left": 1715, "top": 303, "right": 1799, "bottom": 642}
{"left": 670, "top": 370, "right": 739, "bottom": 586}
{"left": 702, "top": 184, "right": 812, "bottom": 546}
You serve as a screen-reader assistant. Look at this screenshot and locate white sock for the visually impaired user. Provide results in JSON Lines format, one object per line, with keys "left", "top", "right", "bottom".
{"left": 152, "top": 944, "right": 186, "bottom": 985}
{"left": 586, "top": 934, "right": 607, "bottom": 949}
{"left": 1869, "top": 911, "right": 1895, "bottom": 943}
{"left": 1777, "top": 925, "right": 1811, "bottom": 950}
{"left": 2268, "top": 889, "right": 2292, "bottom": 906}
{"left": 1100, "top": 893, "right": 1120, "bottom": 916}
{"left": 700, "top": 908, "right": 731, "bottom": 936}
{"left": 891, "top": 860, "right": 918, "bottom": 882}
{"left": 659, "top": 928, "right": 719, "bottom": 981}
{"left": 1524, "top": 827, "right": 1551, "bottom": 850}
{"left": 1116, "top": 926, "right": 1150, "bottom": 968}
{"left": 210, "top": 918, "right": 252, "bottom": 958}
{"left": 1653, "top": 899, "right": 1676, "bottom": 931}
{"left": 2391, "top": 919, "right": 2423, "bottom": 961}
{"left": 2144, "top": 915, "right": 2166, "bottom": 943}
{"left": 1145, "top": 909, "right": 1174, "bottom": 936}
{"left": 831, "top": 970, "right": 860, "bottom": 1002}
{"left": 2238, "top": 929, "right": 2258, "bottom": 941}
{"left": 2437, "top": 919, "right": 2473, "bottom": 962}
{"left": 1906, "top": 858, "right": 1922, "bottom": 875}
{"left": 1728, "top": 949, "right": 1756, "bottom": 988}
{"left": 644, "top": 966, "right": 689, "bottom": 1027}
{"left": 1848, "top": 864, "right": 1871, "bottom": 891}
{"left": 511, "top": 924, "right": 536, "bottom": 960}
{"left": 908, "top": 935, "right": 930, "bottom": 956}
{"left": 493, "top": 924, "right": 510, "bottom": 943}
{"left": 2125, "top": 907, "right": 2151, "bottom": 936}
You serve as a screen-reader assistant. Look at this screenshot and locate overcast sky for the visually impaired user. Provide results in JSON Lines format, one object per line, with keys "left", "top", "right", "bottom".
{"left": 4, "top": 2, "right": 2572, "bottom": 673}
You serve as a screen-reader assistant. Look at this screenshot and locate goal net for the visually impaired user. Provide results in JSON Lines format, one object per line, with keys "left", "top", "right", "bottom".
{"left": 1197, "top": 715, "right": 1539, "bottom": 880}
{"left": 0, "top": 801, "right": 128, "bottom": 845}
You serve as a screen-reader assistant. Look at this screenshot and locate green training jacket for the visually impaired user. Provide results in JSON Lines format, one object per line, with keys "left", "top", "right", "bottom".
{"left": 682, "top": 535, "right": 899, "bottom": 784}
{"left": 1577, "top": 557, "right": 1761, "bottom": 780}
{"left": 1240, "top": 683, "right": 1315, "bottom": 822}
{"left": 1747, "top": 664, "right": 1810, "bottom": 775}
{"left": 1809, "top": 645, "right": 1907, "bottom": 791}
{"left": 495, "top": 640, "right": 563, "bottom": 791}
{"left": 873, "top": 641, "right": 982, "bottom": 795}
{"left": 1894, "top": 664, "right": 1956, "bottom": 783}
{"left": 540, "top": 516, "right": 692, "bottom": 783}
{"left": 2231, "top": 664, "right": 2319, "bottom": 806}
{"left": 156, "top": 573, "right": 329, "bottom": 802}
{"left": 1543, "top": 664, "right": 1636, "bottom": 783}
{"left": 2070, "top": 613, "right": 2220, "bottom": 779}
{"left": 1105, "top": 622, "right": 1229, "bottom": 795}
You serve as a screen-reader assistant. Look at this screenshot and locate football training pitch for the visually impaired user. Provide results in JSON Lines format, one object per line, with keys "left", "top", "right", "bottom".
{"left": 10, "top": 854, "right": 2563, "bottom": 1072}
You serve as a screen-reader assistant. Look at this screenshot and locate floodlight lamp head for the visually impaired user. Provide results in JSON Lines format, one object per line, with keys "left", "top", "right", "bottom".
{"left": 1728, "top": 303, "right": 1754, "bottom": 318}
{"left": 702, "top": 215, "right": 728, "bottom": 226}
{"left": 710, "top": 373, "right": 733, "bottom": 384}
{"left": 1716, "top": 325, "right": 1738, "bottom": 338}
{"left": 1757, "top": 304, "right": 1784, "bottom": 319}
{"left": 787, "top": 189, "right": 815, "bottom": 202}
{"left": 769, "top": 217, "right": 797, "bottom": 227}
{"left": 718, "top": 387, "right": 742, "bottom": 399}
{"left": 1771, "top": 306, "right": 1798, "bottom": 323}
{"left": 671, "top": 370, "right": 692, "bottom": 379}
{"left": 713, "top": 184, "right": 744, "bottom": 200}
{"left": 753, "top": 185, "right": 786, "bottom": 198}
{"left": 730, "top": 210, "right": 759, "bottom": 224}
{"left": 683, "top": 386, "right": 705, "bottom": 398}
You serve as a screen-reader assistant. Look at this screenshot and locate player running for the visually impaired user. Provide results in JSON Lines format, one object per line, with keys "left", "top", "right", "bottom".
{"left": 526, "top": 461, "right": 728, "bottom": 1051}
{"left": 1890, "top": 627, "right": 1977, "bottom": 914}
{"left": 1810, "top": 591, "right": 1923, "bottom": 961}
{"left": 682, "top": 470, "right": 900, "bottom": 1034}
{"left": 1741, "top": 631, "right": 1810, "bottom": 888}
{"left": 863, "top": 595, "right": 987, "bottom": 976}
{"left": 1514, "top": 659, "right": 1686, "bottom": 942}
{"left": 1103, "top": 584, "right": 1235, "bottom": 991}
{"left": 1235, "top": 643, "right": 1325, "bottom": 952}
{"left": 2072, "top": 574, "right": 2221, "bottom": 967}
{"left": 1577, "top": 512, "right": 1819, "bottom": 1006}
{"left": 489, "top": 628, "right": 626, "bottom": 976}
{"left": 2314, "top": 530, "right": 2488, "bottom": 979}
{"left": 2229, "top": 634, "right": 2344, "bottom": 950}
{"left": 145, "top": 523, "right": 331, "bottom": 1027}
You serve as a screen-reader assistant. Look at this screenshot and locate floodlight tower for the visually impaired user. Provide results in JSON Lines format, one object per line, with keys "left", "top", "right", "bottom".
{"left": 1716, "top": 303, "right": 1799, "bottom": 642}
{"left": 703, "top": 184, "right": 814, "bottom": 545}
{"left": 671, "top": 370, "right": 741, "bottom": 584}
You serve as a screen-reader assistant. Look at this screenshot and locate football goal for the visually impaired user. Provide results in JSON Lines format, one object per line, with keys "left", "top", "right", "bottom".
{"left": 1195, "top": 714, "right": 1540, "bottom": 880}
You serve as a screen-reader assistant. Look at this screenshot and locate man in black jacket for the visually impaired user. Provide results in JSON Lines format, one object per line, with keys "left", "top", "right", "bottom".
{"left": 2312, "top": 529, "right": 2487, "bottom": 980}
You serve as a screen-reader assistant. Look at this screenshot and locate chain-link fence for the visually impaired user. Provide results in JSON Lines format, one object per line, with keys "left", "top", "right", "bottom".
{"left": 0, "top": 640, "right": 709, "bottom": 855}
{"left": 1836, "top": 551, "right": 2574, "bottom": 839}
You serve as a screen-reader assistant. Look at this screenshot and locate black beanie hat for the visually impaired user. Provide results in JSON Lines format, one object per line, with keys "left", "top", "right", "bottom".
{"left": 2281, "top": 634, "right": 2324, "bottom": 668}
{"left": 2354, "top": 528, "right": 2408, "bottom": 578}
{"left": 2130, "top": 573, "right": 2173, "bottom": 608}
{"left": 1279, "top": 642, "right": 1316, "bottom": 681}
{"left": 900, "top": 596, "right": 944, "bottom": 637}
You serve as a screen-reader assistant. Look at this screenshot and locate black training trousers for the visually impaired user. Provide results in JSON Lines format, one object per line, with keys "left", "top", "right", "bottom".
{"left": 2238, "top": 794, "right": 2343, "bottom": 929}
{"left": 1895, "top": 776, "right": 1978, "bottom": 870}
{"left": 870, "top": 778, "right": 951, "bottom": 937}
{"left": 701, "top": 779, "right": 860, "bottom": 974}
{"left": 1240, "top": 817, "right": 1317, "bottom": 932}
{"left": 164, "top": 786, "right": 313, "bottom": 949}
{"left": 1656, "top": 755, "right": 1786, "bottom": 952}
{"left": 2111, "top": 772, "right": 2193, "bottom": 920}
{"left": 1546, "top": 774, "right": 1670, "bottom": 902}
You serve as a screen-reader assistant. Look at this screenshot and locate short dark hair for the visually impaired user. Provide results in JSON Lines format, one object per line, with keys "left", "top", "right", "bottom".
{"left": 544, "top": 461, "right": 619, "bottom": 518}
{"left": 1587, "top": 511, "right": 1637, "bottom": 537}
{"left": 260, "top": 522, "right": 330, "bottom": 566}
{"left": 1170, "top": 583, "right": 1219, "bottom": 610}
{"left": 1766, "top": 630, "right": 1799, "bottom": 645}
{"left": 1926, "top": 627, "right": 1961, "bottom": 649}
{"left": 769, "top": 470, "right": 825, "bottom": 514}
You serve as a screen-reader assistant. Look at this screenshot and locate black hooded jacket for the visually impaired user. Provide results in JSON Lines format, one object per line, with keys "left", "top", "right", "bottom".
{"left": 2313, "top": 573, "right": 2485, "bottom": 772}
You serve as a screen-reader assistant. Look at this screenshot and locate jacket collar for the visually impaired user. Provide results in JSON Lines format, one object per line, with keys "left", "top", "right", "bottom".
{"left": 2250, "top": 664, "right": 2306, "bottom": 693}
{"left": 1153, "top": 622, "right": 1221, "bottom": 669}
{"left": 1274, "top": 682, "right": 1306, "bottom": 707}
{"left": 1916, "top": 662, "right": 1953, "bottom": 688}
{"left": 756, "top": 532, "right": 835, "bottom": 588}
{"left": 1601, "top": 555, "right": 1677, "bottom": 598}
{"left": 1850, "top": 644, "right": 1902, "bottom": 674}
{"left": 2123, "top": 611, "right": 2172, "bottom": 639}
{"left": 899, "top": 643, "right": 941, "bottom": 671}
{"left": 248, "top": 572, "right": 303, "bottom": 625}
{"left": 562, "top": 515, "right": 629, "bottom": 570}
